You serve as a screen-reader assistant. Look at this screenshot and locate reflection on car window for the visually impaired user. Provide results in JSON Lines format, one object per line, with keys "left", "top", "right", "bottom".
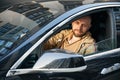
{"left": 0, "top": 1, "right": 65, "bottom": 59}
{"left": 0, "top": 1, "right": 82, "bottom": 68}
{"left": 96, "top": 38, "right": 113, "bottom": 51}
{"left": 0, "top": 10, "right": 38, "bottom": 59}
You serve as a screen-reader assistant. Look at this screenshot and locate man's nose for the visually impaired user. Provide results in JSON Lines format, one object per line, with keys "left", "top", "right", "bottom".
{"left": 77, "top": 24, "right": 82, "bottom": 30}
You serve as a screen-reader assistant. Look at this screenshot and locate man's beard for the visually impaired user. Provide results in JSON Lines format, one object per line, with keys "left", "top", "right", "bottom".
{"left": 73, "top": 29, "right": 85, "bottom": 37}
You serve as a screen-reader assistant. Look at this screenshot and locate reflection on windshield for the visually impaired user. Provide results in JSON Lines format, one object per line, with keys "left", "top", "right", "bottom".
{"left": 8, "top": 1, "right": 63, "bottom": 25}
{"left": 0, "top": 2, "right": 60, "bottom": 58}
{"left": 0, "top": 1, "right": 81, "bottom": 58}
{"left": 11, "top": 4, "right": 54, "bottom": 25}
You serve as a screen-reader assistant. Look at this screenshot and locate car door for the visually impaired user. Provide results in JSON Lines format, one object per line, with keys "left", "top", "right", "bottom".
{"left": 6, "top": 2, "right": 120, "bottom": 80}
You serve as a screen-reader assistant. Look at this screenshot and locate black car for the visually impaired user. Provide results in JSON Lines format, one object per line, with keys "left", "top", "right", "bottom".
{"left": 0, "top": 1, "right": 120, "bottom": 80}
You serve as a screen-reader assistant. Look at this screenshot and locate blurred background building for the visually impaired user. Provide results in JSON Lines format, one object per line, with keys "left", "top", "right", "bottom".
{"left": 0, "top": 0, "right": 119, "bottom": 12}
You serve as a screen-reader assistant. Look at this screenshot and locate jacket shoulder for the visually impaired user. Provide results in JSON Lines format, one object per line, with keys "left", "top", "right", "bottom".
{"left": 60, "top": 29, "right": 72, "bottom": 35}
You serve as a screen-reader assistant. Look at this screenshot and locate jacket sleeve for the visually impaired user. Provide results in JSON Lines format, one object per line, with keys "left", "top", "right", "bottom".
{"left": 84, "top": 43, "right": 97, "bottom": 55}
{"left": 78, "top": 36, "right": 97, "bottom": 55}
{"left": 43, "top": 30, "right": 70, "bottom": 50}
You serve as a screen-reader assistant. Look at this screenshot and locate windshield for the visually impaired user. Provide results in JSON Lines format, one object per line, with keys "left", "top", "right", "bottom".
{"left": 0, "top": 1, "right": 81, "bottom": 60}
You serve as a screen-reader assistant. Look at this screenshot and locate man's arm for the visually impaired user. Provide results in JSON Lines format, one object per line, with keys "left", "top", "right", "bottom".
{"left": 43, "top": 30, "right": 71, "bottom": 50}
{"left": 84, "top": 43, "right": 97, "bottom": 55}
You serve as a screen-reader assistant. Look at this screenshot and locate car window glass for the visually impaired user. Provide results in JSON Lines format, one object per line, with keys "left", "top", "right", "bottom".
{"left": 13, "top": 35, "right": 44, "bottom": 69}
{"left": 0, "top": 2, "right": 61, "bottom": 60}
{"left": 0, "top": 42, "right": 33, "bottom": 70}
{"left": 0, "top": 1, "right": 82, "bottom": 60}
{"left": 84, "top": 38, "right": 114, "bottom": 56}
{"left": 16, "top": 23, "right": 73, "bottom": 69}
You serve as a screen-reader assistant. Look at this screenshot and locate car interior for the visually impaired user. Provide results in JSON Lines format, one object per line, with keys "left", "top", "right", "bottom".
{"left": 39, "top": 9, "right": 114, "bottom": 56}
{"left": 58, "top": 10, "right": 114, "bottom": 53}
{"left": 89, "top": 10, "right": 113, "bottom": 52}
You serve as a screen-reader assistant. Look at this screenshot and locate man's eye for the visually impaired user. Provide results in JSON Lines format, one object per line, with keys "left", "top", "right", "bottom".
{"left": 82, "top": 24, "right": 88, "bottom": 27}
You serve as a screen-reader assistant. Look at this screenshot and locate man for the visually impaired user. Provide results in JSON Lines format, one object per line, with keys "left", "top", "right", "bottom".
{"left": 44, "top": 16, "right": 96, "bottom": 55}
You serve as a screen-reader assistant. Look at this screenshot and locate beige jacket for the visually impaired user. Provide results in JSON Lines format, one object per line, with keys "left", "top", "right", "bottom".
{"left": 44, "top": 29, "right": 96, "bottom": 55}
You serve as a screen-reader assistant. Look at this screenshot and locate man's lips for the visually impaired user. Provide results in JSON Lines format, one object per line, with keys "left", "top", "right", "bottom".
{"left": 73, "top": 29, "right": 83, "bottom": 33}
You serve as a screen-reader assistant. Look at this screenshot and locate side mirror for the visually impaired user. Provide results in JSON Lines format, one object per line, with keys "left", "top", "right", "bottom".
{"left": 33, "top": 49, "right": 87, "bottom": 72}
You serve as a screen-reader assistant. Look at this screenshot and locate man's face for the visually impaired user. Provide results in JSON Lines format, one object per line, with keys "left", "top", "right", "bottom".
{"left": 72, "top": 16, "right": 91, "bottom": 37}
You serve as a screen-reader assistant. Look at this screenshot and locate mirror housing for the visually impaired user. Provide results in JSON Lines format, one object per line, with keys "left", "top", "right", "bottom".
{"left": 33, "top": 49, "right": 87, "bottom": 72}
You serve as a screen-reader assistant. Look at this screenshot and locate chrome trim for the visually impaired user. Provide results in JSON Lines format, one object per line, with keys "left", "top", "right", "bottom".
{"left": 84, "top": 47, "right": 120, "bottom": 61}
{"left": 7, "top": 65, "right": 87, "bottom": 76}
{"left": 10, "top": 2, "right": 120, "bottom": 70}
{"left": 33, "top": 52, "right": 84, "bottom": 68}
